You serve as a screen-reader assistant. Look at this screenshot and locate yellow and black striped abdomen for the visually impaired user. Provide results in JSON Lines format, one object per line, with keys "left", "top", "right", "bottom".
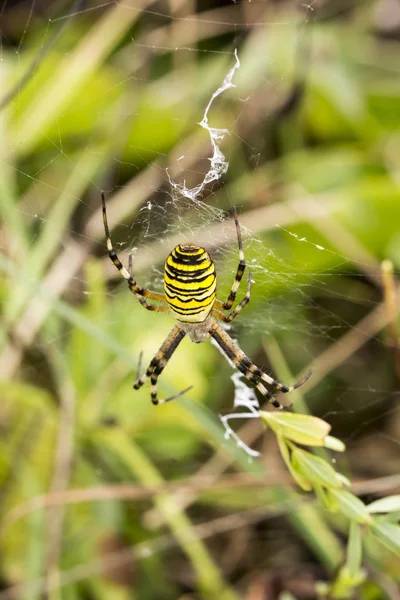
{"left": 164, "top": 244, "right": 216, "bottom": 322}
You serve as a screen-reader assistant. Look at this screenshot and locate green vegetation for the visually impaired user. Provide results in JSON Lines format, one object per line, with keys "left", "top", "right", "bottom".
{"left": 0, "top": 1, "right": 399, "bottom": 598}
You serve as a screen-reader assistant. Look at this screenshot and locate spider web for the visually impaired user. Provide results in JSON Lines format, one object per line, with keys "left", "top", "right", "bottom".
{"left": 1, "top": 1, "right": 398, "bottom": 443}
{"left": 1, "top": 0, "right": 398, "bottom": 463}
{"left": 0, "top": 0, "right": 400, "bottom": 596}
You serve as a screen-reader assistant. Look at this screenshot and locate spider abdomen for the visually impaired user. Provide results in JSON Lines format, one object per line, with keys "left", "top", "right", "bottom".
{"left": 164, "top": 244, "right": 216, "bottom": 323}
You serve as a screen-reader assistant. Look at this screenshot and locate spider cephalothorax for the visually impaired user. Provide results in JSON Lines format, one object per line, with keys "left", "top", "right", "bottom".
{"left": 102, "top": 192, "right": 311, "bottom": 407}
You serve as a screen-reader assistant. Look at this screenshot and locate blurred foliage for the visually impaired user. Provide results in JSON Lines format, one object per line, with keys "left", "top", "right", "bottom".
{"left": 0, "top": 0, "right": 400, "bottom": 598}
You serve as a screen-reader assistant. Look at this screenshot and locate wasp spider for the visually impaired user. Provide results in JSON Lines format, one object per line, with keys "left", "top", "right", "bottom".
{"left": 102, "top": 193, "right": 311, "bottom": 408}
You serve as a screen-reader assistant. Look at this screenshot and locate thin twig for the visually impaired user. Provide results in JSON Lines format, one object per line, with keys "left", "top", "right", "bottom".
{"left": 2, "top": 472, "right": 292, "bottom": 533}
{"left": 2, "top": 471, "right": 399, "bottom": 536}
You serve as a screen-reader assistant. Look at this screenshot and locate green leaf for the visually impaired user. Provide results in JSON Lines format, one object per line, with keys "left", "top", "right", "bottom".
{"left": 330, "top": 565, "right": 367, "bottom": 598}
{"left": 336, "top": 473, "right": 351, "bottom": 488}
{"left": 329, "top": 490, "right": 372, "bottom": 524}
{"left": 314, "top": 484, "right": 337, "bottom": 512}
{"left": 346, "top": 522, "right": 362, "bottom": 578}
{"left": 292, "top": 448, "right": 343, "bottom": 489}
{"left": 324, "top": 436, "right": 346, "bottom": 452}
{"left": 260, "top": 412, "right": 331, "bottom": 446}
{"left": 369, "top": 520, "right": 400, "bottom": 555}
{"left": 277, "top": 436, "right": 312, "bottom": 491}
{"left": 367, "top": 495, "right": 400, "bottom": 514}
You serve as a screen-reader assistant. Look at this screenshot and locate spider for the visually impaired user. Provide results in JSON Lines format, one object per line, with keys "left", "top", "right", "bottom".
{"left": 101, "top": 192, "right": 311, "bottom": 408}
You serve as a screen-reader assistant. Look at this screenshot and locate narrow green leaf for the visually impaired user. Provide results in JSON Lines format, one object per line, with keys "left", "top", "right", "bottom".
{"left": 346, "top": 522, "right": 362, "bottom": 577}
{"left": 292, "top": 448, "right": 343, "bottom": 489}
{"left": 314, "top": 484, "right": 336, "bottom": 511}
{"left": 329, "top": 490, "right": 372, "bottom": 524}
{"left": 324, "top": 436, "right": 346, "bottom": 452}
{"left": 367, "top": 495, "right": 400, "bottom": 514}
{"left": 336, "top": 473, "right": 351, "bottom": 488}
{"left": 370, "top": 520, "right": 400, "bottom": 555}
{"left": 261, "top": 411, "right": 331, "bottom": 446}
{"left": 277, "top": 435, "right": 311, "bottom": 491}
{"left": 330, "top": 565, "right": 367, "bottom": 598}
{"left": 290, "top": 502, "right": 343, "bottom": 571}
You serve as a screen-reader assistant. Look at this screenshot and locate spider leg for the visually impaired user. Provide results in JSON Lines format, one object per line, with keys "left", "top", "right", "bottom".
{"left": 213, "top": 272, "right": 252, "bottom": 323}
{"left": 101, "top": 192, "right": 166, "bottom": 311}
{"left": 133, "top": 325, "right": 192, "bottom": 404}
{"left": 128, "top": 252, "right": 133, "bottom": 277}
{"left": 215, "top": 207, "right": 246, "bottom": 311}
{"left": 210, "top": 320, "right": 311, "bottom": 409}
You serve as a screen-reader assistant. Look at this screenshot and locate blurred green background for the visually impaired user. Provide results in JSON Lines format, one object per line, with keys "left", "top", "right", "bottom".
{"left": 0, "top": 0, "right": 400, "bottom": 598}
